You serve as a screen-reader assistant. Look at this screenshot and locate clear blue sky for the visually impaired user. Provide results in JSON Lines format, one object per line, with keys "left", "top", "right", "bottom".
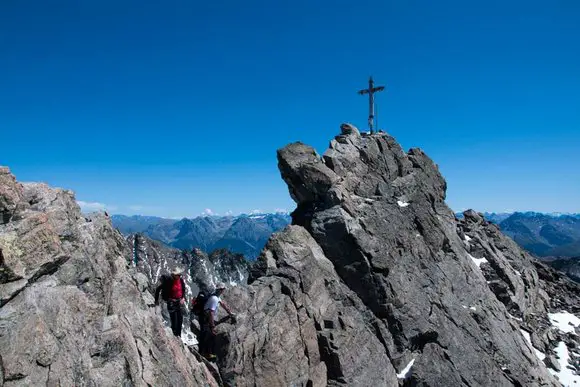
{"left": 1, "top": 0, "right": 579, "bottom": 217}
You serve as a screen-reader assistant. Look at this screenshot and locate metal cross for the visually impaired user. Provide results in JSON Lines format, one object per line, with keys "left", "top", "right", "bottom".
{"left": 358, "top": 76, "right": 385, "bottom": 134}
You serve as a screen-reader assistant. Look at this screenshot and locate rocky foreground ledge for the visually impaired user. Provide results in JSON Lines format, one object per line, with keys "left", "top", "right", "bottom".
{"left": 215, "top": 125, "right": 579, "bottom": 386}
{"left": 0, "top": 167, "right": 219, "bottom": 386}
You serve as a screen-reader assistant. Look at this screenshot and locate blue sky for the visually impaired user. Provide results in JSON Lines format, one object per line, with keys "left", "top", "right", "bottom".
{"left": 1, "top": 0, "right": 579, "bottom": 217}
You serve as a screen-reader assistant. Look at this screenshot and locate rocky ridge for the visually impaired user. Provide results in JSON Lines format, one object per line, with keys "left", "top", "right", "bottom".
{"left": 0, "top": 167, "right": 219, "bottom": 386}
{"left": 215, "top": 125, "right": 580, "bottom": 386}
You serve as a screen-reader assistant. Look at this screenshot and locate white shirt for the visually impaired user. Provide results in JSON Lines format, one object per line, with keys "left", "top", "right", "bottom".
{"left": 204, "top": 295, "right": 220, "bottom": 314}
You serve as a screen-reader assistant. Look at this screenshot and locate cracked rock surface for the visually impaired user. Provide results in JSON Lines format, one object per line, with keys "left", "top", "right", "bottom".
{"left": 0, "top": 168, "right": 218, "bottom": 387}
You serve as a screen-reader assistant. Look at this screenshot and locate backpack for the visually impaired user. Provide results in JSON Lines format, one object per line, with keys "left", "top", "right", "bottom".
{"left": 191, "top": 291, "right": 212, "bottom": 317}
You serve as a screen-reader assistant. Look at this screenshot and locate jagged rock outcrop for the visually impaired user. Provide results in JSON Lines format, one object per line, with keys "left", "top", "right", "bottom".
{"left": 0, "top": 168, "right": 219, "bottom": 386}
{"left": 217, "top": 127, "right": 579, "bottom": 386}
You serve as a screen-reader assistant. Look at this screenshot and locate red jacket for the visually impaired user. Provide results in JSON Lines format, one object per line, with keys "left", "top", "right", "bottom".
{"left": 155, "top": 275, "right": 186, "bottom": 303}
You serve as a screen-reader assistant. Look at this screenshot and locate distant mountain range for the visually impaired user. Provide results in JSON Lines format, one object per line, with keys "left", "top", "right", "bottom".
{"left": 114, "top": 211, "right": 580, "bottom": 282}
{"left": 498, "top": 212, "right": 580, "bottom": 258}
{"left": 112, "top": 213, "right": 291, "bottom": 260}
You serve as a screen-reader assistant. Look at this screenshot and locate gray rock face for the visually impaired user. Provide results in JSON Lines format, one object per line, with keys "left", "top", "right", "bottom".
{"left": 0, "top": 169, "right": 218, "bottom": 386}
{"left": 219, "top": 225, "right": 397, "bottom": 387}
{"left": 0, "top": 167, "right": 23, "bottom": 225}
{"left": 339, "top": 123, "right": 360, "bottom": 136}
{"left": 219, "top": 126, "right": 578, "bottom": 386}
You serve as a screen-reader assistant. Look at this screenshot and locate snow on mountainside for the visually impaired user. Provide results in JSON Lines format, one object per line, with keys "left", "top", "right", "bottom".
{"left": 112, "top": 213, "right": 291, "bottom": 260}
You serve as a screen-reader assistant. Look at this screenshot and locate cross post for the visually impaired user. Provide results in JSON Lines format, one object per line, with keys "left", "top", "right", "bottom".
{"left": 358, "top": 76, "right": 385, "bottom": 134}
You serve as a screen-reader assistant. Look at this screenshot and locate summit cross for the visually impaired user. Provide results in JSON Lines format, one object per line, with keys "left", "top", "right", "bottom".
{"left": 357, "top": 76, "right": 385, "bottom": 134}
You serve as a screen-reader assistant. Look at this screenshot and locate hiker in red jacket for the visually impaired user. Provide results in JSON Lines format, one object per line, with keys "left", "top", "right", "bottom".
{"left": 155, "top": 267, "right": 187, "bottom": 337}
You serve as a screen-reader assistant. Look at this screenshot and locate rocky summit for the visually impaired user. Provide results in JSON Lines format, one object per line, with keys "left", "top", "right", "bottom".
{"left": 216, "top": 126, "right": 580, "bottom": 386}
{"left": 1, "top": 124, "right": 580, "bottom": 387}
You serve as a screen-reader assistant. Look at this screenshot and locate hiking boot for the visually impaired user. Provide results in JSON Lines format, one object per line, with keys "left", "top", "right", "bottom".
{"left": 205, "top": 353, "right": 217, "bottom": 362}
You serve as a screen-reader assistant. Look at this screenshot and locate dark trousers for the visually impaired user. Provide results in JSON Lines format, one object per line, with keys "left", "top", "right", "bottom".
{"left": 167, "top": 300, "right": 183, "bottom": 337}
{"left": 199, "top": 322, "right": 215, "bottom": 356}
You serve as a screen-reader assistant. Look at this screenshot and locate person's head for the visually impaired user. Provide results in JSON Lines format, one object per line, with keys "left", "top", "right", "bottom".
{"left": 215, "top": 282, "right": 226, "bottom": 295}
{"left": 171, "top": 267, "right": 183, "bottom": 278}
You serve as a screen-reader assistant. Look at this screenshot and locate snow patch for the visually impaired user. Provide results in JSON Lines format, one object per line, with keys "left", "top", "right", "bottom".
{"left": 469, "top": 254, "right": 488, "bottom": 268}
{"left": 520, "top": 329, "right": 546, "bottom": 361}
{"left": 515, "top": 270, "right": 521, "bottom": 277}
{"left": 464, "top": 235, "right": 472, "bottom": 242}
{"left": 181, "top": 331, "right": 198, "bottom": 347}
{"left": 185, "top": 279, "right": 193, "bottom": 298}
{"left": 469, "top": 306, "right": 476, "bottom": 311}
{"left": 396, "top": 358, "right": 415, "bottom": 379}
{"left": 397, "top": 200, "right": 410, "bottom": 208}
{"left": 548, "top": 311, "right": 580, "bottom": 334}
{"left": 548, "top": 341, "right": 580, "bottom": 386}
{"left": 155, "top": 265, "right": 161, "bottom": 284}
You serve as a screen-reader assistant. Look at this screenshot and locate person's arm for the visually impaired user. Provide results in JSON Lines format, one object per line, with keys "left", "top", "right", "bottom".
{"left": 219, "top": 300, "right": 233, "bottom": 316}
